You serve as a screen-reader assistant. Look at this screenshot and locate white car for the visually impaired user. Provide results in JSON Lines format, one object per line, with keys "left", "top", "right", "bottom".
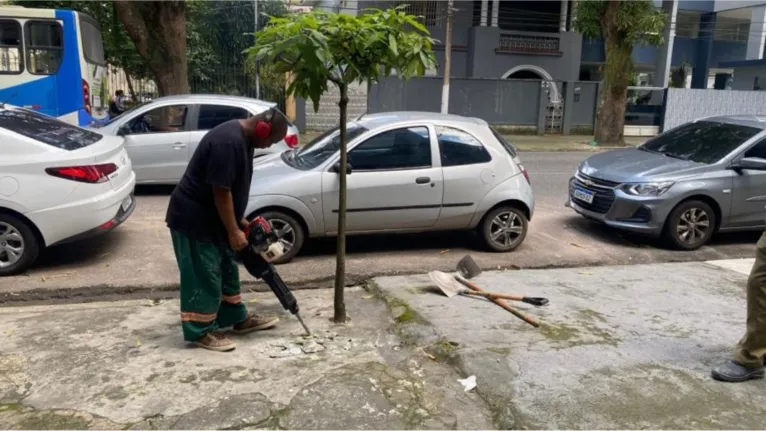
{"left": 0, "top": 105, "right": 136, "bottom": 276}
{"left": 90, "top": 94, "right": 301, "bottom": 185}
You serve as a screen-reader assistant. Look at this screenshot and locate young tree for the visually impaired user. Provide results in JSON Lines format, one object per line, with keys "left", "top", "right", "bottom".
{"left": 574, "top": 0, "right": 666, "bottom": 145}
{"left": 249, "top": 7, "right": 438, "bottom": 323}
{"left": 114, "top": 1, "right": 189, "bottom": 96}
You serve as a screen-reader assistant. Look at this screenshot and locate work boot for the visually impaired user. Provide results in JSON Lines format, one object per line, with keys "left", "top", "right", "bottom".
{"left": 194, "top": 332, "right": 236, "bottom": 352}
{"left": 711, "top": 360, "right": 765, "bottom": 382}
{"left": 232, "top": 314, "right": 280, "bottom": 334}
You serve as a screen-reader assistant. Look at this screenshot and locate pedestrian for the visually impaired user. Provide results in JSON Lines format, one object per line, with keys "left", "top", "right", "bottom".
{"left": 711, "top": 229, "right": 766, "bottom": 381}
{"left": 165, "top": 107, "right": 289, "bottom": 352}
{"left": 108, "top": 90, "right": 126, "bottom": 117}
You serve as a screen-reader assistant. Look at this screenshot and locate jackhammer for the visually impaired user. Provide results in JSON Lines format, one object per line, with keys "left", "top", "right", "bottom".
{"left": 239, "top": 216, "right": 312, "bottom": 336}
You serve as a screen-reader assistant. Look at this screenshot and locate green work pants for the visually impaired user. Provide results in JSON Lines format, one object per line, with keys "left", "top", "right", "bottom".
{"left": 170, "top": 229, "right": 248, "bottom": 341}
{"left": 735, "top": 230, "right": 766, "bottom": 368}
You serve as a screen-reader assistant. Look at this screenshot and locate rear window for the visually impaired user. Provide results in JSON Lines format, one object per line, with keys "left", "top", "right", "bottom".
{"left": 489, "top": 126, "right": 518, "bottom": 157}
{"left": 79, "top": 16, "right": 105, "bottom": 65}
{"left": 641, "top": 120, "right": 761, "bottom": 164}
{"left": 0, "top": 107, "right": 103, "bottom": 150}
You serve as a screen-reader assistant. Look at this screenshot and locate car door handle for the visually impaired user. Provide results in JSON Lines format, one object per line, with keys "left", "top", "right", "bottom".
{"left": 172, "top": 142, "right": 187, "bottom": 149}
{"left": 416, "top": 177, "right": 431, "bottom": 184}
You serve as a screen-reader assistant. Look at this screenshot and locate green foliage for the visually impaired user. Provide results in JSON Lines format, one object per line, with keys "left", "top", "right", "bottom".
{"left": 574, "top": 0, "right": 666, "bottom": 47}
{"left": 187, "top": 0, "right": 288, "bottom": 95}
{"left": 248, "top": 5, "right": 439, "bottom": 112}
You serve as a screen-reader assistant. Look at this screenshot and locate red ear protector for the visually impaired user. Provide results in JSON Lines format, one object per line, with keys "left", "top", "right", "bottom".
{"left": 254, "top": 108, "right": 274, "bottom": 139}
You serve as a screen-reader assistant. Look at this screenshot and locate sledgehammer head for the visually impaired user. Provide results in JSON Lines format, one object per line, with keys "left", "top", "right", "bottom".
{"left": 456, "top": 255, "right": 482, "bottom": 279}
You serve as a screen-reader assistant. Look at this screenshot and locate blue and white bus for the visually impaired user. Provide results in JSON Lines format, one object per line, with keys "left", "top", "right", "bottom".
{"left": 0, "top": 5, "right": 106, "bottom": 127}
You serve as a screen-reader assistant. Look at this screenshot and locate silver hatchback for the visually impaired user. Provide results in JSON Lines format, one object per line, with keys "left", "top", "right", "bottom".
{"left": 91, "top": 94, "right": 300, "bottom": 185}
{"left": 244, "top": 112, "right": 535, "bottom": 263}
{"left": 568, "top": 115, "right": 766, "bottom": 250}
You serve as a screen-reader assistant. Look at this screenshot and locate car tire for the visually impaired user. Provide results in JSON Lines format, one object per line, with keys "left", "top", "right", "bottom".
{"left": 252, "top": 210, "right": 305, "bottom": 264}
{"left": 0, "top": 213, "right": 40, "bottom": 277}
{"left": 478, "top": 205, "right": 528, "bottom": 252}
{"left": 663, "top": 199, "right": 716, "bottom": 251}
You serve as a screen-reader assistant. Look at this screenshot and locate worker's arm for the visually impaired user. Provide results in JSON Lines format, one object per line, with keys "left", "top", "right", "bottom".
{"left": 212, "top": 186, "right": 247, "bottom": 250}
{"left": 206, "top": 141, "right": 248, "bottom": 251}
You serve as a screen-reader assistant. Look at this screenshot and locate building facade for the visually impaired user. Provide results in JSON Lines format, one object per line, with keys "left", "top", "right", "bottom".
{"left": 314, "top": 0, "right": 766, "bottom": 91}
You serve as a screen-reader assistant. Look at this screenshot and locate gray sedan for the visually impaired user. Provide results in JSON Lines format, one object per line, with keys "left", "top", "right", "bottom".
{"left": 244, "top": 112, "right": 535, "bottom": 263}
{"left": 568, "top": 115, "right": 766, "bottom": 250}
{"left": 91, "top": 94, "right": 300, "bottom": 185}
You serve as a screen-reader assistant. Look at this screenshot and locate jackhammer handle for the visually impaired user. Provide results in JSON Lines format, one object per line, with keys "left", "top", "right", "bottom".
{"left": 455, "top": 276, "right": 539, "bottom": 328}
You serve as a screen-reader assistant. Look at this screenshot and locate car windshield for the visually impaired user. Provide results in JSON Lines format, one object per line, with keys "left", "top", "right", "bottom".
{"left": 287, "top": 123, "right": 369, "bottom": 170}
{"left": 102, "top": 101, "right": 150, "bottom": 125}
{"left": 640, "top": 120, "right": 761, "bottom": 164}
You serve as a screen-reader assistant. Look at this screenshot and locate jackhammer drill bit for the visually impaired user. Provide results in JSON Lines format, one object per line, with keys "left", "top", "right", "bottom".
{"left": 295, "top": 312, "right": 311, "bottom": 336}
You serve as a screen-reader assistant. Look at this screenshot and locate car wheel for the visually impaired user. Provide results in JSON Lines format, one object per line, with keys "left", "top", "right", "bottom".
{"left": 253, "top": 210, "right": 305, "bottom": 264}
{"left": 0, "top": 213, "right": 39, "bottom": 276}
{"left": 663, "top": 200, "right": 716, "bottom": 250}
{"left": 479, "top": 206, "right": 528, "bottom": 252}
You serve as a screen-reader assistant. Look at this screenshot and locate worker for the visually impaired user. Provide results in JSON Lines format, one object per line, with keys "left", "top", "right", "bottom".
{"left": 165, "top": 107, "right": 289, "bottom": 352}
{"left": 712, "top": 228, "right": 766, "bottom": 382}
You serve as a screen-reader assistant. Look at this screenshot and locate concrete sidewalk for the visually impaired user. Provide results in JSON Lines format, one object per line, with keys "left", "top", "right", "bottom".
{"left": 1, "top": 259, "right": 764, "bottom": 429}
{"left": 373, "top": 259, "right": 766, "bottom": 429}
{"left": 0, "top": 288, "right": 493, "bottom": 430}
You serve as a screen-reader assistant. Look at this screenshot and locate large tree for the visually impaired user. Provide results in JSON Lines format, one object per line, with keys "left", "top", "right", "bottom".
{"left": 250, "top": 7, "right": 438, "bottom": 323}
{"left": 114, "top": 0, "right": 189, "bottom": 96}
{"left": 574, "top": 0, "right": 666, "bottom": 145}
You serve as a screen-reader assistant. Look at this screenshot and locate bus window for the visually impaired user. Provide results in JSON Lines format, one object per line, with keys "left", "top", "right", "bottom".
{"left": 79, "top": 16, "right": 105, "bottom": 65}
{"left": 0, "top": 20, "right": 22, "bottom": 74}
{"left": 25, "top": 21, "right": 63, "bottom": 75}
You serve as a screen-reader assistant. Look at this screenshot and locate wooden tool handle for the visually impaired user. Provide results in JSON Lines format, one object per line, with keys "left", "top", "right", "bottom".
{"left": 463, "top": 290, "right": 522, "bottom": 301}
{"left": 455, "top": 276, "right": 539, "bottom": 328}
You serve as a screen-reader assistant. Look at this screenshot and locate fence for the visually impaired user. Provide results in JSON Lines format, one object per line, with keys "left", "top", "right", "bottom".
{"left": 364, "top": 76, "right": 601, "bottom": 135}
{"left": 662, "top": 88, "right": 766, "bottom": 131}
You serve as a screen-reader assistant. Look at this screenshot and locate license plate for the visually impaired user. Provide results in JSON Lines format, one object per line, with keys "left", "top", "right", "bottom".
{"left": 121, "top": 195, "right": 133, "bottom": 212}
{"left": 573, "top": 187, "right": 595, "bottom": 204}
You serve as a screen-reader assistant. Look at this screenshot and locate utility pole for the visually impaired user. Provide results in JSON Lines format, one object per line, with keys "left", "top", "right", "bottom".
{"left": 254, "top": 0, "right": 261, "bottom": 99}
{"left": 441, "top": 0, "right": 454, "bottom": 114}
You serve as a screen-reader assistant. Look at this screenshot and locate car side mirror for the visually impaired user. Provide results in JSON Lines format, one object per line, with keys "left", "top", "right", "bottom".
{"left": 117, "top": 125, "right": 130, "bottom": 137}
{"left": 730, "top": 157, "right": 766, "bottom": 172}
{"left": 330, "top": 161, "right": 353, "bottom": 175}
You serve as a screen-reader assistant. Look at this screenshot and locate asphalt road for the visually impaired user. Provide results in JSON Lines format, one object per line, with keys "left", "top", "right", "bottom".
{"left": 2, "top": 152, "right": 761, "bottom": 300}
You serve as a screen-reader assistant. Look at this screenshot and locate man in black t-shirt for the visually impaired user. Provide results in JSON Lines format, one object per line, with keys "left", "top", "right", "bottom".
{"left": 165, "top": 107, "right": 288, "bottom": 352}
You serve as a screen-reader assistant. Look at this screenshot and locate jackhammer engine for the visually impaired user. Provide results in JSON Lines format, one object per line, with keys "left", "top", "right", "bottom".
{"left": 239, "top": 217, "right": 311, "bottom": 335}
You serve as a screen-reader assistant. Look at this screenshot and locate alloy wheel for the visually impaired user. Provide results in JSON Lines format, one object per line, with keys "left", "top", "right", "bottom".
{"left": 0, "top": 222, "right": 24, "bottom": 269}
{"left": 268, "top": 218, "right": 296, "bottom": 253}
{"left": 488, "top": 211, "right": 524, "bottom": 249}
{"left": 676, "top": 207, "right": 710, "bottom": 246}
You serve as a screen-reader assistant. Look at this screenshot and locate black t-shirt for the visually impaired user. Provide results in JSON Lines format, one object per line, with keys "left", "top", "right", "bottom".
{"left": 165, "top": 120, "right": 254, "bottom": 245}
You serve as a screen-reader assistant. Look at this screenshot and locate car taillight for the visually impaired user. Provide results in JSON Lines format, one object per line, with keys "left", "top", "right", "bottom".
{"left": 518, "top": 163, "right": 530, "bottom": 184}
{"left": 45, "top": 163, "right": 117, "bottom": 183}
{"left": 82, "top": 79, "right": 91, "bottom": 115}
{"left": 284, "top": 134, "right": 299, "bottom": 148}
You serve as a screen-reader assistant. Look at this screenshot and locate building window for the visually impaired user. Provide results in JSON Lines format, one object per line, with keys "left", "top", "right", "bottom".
{"left": 0, "top": 20, "right": 22, "bottom": 74}
{"left": 25, "top": 21, "right": 63, "bottom": 75}
{"left": 388, "top": 1, "right": 443, "bottom": 28}
{"left": 714, "top": 16, "right": 749, "bottom": 42}
{"left": 675, "top": 10, "right": 700, "bottom": 39}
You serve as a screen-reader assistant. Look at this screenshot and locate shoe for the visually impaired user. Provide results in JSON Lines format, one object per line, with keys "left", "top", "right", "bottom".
{"left": 194, "top": 332, "right": 236, "bottom": 352}
{"left": 711, "top": 359, "right": 765, "bottom": 382}
{"left": 232, "top": 314, "right": 280, "bottom": 334}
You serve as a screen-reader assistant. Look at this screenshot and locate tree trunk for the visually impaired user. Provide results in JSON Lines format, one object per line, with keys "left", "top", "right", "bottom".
{"left": 125, "top": 73, "right": 137, "bottom": 101}
{"left": 333, "top": 84, "right": 349, "bottom": 324}
{"left": 114, "top": 1, "right": 189, "bottom": 96}
{"left": 594, "top": 0, "right": 631, "bottom": 146}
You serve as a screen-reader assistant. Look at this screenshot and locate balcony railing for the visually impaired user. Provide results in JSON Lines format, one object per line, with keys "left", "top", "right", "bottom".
{"left": 497, "top": 31, "right": 562, "bottom": 55}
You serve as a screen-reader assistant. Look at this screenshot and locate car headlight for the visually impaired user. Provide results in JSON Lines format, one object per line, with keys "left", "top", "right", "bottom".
{"left": 620, "top": 181, "right": 674, "bottom": 196}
